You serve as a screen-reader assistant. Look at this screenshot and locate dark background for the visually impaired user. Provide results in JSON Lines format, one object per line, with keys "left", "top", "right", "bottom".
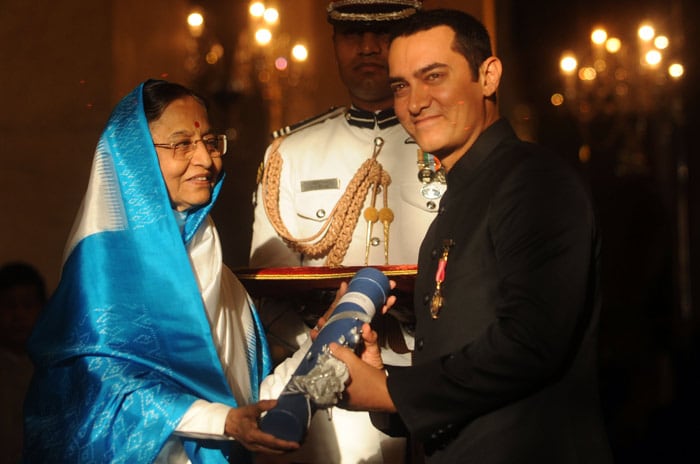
{"left": 502, "top": 1, "right": 699, "bottom": 462}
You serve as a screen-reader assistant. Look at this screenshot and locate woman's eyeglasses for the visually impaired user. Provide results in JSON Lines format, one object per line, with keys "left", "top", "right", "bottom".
{"left": 153, "top": 134, "right": 227, "bottom": 160}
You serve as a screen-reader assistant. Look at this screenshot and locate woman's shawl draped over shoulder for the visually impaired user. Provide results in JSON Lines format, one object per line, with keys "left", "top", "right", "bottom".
{"left": 23, "top": 83, "right": 271, "bottom": 463}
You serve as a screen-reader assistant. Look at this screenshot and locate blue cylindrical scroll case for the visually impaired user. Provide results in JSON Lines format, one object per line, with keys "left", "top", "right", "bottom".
{"left": 259, "top": 267, "right": 390, "bottom": 442}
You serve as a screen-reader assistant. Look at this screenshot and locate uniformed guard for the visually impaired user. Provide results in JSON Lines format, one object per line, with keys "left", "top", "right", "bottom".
{"left": 250, "top": 2, "right": 436, "bottom": 463}
{"left": 251, "top": 0, "right": 440, "bottom": 271}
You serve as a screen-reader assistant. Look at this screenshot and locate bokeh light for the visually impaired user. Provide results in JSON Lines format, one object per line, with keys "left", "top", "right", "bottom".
{"left": 274, "top": 56, "right": 288, "bottom": 71}
{"left": 263, "top": 7, "right": 279, "bottom": 24}
{"left": 187, "top": 12, "right": 203, "bottom": 27}
{"left": 644, "top": 49, "right": 662, "bottom": 66}
{"left": 187, "top": 11, "right": 204, "bottom": 37}
{"left": 291, "top": 44, "right": 308, "bottom": 62}
{"left": 605, "top": 37, "right": 622, "bottom": 53}
{"left": 578, "top": 66, "right": 597, "bottom": 81}
{"left": 591, "top": 28, "right": 607, "bottom": 45}
{"left": 255, "top": 28, "right": 272, "bottom": 45}
{"left": 668, "top": 63, "right": 684, "bottom": 78}
{"left": 654, "top": 35, "right": 669, "bottom": 50}
{"left": 638, "top": 24, "right": 655, "bottom": 41}
{"left": 550, "top": 93, "right": 565, "bottom": 106}
{"left": 560, "top": 54, "right": 578, "bottom": 74}
{"left": 249, "top": 2, "right": 265, "bottom": 17}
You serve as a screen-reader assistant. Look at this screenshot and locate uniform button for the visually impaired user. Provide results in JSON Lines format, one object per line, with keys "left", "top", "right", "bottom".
{"left": 416, "top": 338, "right": 424, "bottom": 351}
{"left": 370, "top": 237, "right": 381, "bottom": 247}
{"left": 422, "top": 293, "right": 431, "bottom": 305}
{"left": 316, "top": 209, "right": 326, "bottom": 219}
{"left": 439, "top": 205, "right": 446, "bottom": 214}
{"left": 426, "top": 200, "right": 437, "bottom": 210}
{"left": 431, "top": 248, "right": 439, "bottom": 259}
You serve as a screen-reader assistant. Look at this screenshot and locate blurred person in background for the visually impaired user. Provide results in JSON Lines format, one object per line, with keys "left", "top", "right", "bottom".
{"left": 0, "top": 261, "right": 46, "bottom": 463}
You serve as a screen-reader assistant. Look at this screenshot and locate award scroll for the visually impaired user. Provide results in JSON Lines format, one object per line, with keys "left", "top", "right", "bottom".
{"left": 258, "top": 267, "right": 390, "bottom": 442}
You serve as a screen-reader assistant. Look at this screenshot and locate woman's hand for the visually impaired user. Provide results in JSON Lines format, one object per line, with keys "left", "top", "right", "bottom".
{"left": 224, "top": 400, "right": 300, "bottom": 453}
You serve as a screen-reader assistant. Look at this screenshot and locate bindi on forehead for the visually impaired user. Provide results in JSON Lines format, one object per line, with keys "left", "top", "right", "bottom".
{"left": 194, "top": 121, "right": 200, "bottom": 128}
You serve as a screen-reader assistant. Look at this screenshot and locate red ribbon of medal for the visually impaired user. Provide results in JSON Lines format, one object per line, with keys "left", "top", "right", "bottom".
{"left": 430, "top": 239, "right": 454, "bottom": 319}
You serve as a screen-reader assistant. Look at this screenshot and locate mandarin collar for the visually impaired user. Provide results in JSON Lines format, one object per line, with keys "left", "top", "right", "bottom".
{"left": 345, "top": 106, "right": 400, "bottom": 129}
{"left": 446, "top": 118, "right": 517, "bottom": 184}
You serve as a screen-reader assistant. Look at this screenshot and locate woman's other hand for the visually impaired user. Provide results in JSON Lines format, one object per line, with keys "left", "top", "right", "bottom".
{"left": 224, "top": 401, "right": 300, "bottom": 453}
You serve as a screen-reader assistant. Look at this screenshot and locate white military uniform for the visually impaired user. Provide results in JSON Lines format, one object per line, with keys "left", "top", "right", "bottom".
{"left": 251, "top": 107, "right": 443, "bottom": 464}
{"left": 250, "top": 107, "right": 440, "bottom": 268}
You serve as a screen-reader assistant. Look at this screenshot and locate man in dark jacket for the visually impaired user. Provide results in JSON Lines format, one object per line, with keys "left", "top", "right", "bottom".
{"left": 330, "top": 8, "right": 613, "bottom": 463}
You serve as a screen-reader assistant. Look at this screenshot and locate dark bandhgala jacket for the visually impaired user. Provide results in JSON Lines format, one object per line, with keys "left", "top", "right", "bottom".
{"left": 387, "top": 119, "right": 613, "bottom": 463}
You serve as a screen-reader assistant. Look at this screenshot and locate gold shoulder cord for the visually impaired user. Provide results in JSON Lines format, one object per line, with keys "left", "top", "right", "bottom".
{"left": 262, "top": 137, "right": 392, "bottom": 267}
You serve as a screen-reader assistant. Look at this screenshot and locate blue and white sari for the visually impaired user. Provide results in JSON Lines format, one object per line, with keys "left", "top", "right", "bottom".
{"left": 23, "top": 82, "right": 271, "bottom": 463}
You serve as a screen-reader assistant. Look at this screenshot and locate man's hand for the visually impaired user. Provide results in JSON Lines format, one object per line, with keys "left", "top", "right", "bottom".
{"left": 381, "top": 280, "right": 398, "bottom": 315}
{"left": 310, "top": 279, "right": 398, "bottom": 341}
{"left": 329, "top": 342, "right": 397, "bottom": 413}
{"left": 224, "top": 400, "right": 300, "bottom": 453}
{"left": 309, "top": 282, "right": 348, "bottom": 341}
{"left": 358, "top": 322, "right": 384, "bottom": 369}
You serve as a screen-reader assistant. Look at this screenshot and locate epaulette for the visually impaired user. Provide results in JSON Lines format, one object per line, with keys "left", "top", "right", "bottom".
{"left": 271, "top": 106, "right": 347, "bottom": 139}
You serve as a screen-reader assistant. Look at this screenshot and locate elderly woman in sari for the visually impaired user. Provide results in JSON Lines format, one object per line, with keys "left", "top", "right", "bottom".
{"left": 23, "top": 80, "right": 299, "bottom": 463}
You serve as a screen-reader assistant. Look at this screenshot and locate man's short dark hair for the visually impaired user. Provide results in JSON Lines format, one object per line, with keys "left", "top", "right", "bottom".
{"left": 390, "top": 9, "right": 493, "bottom": 81}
